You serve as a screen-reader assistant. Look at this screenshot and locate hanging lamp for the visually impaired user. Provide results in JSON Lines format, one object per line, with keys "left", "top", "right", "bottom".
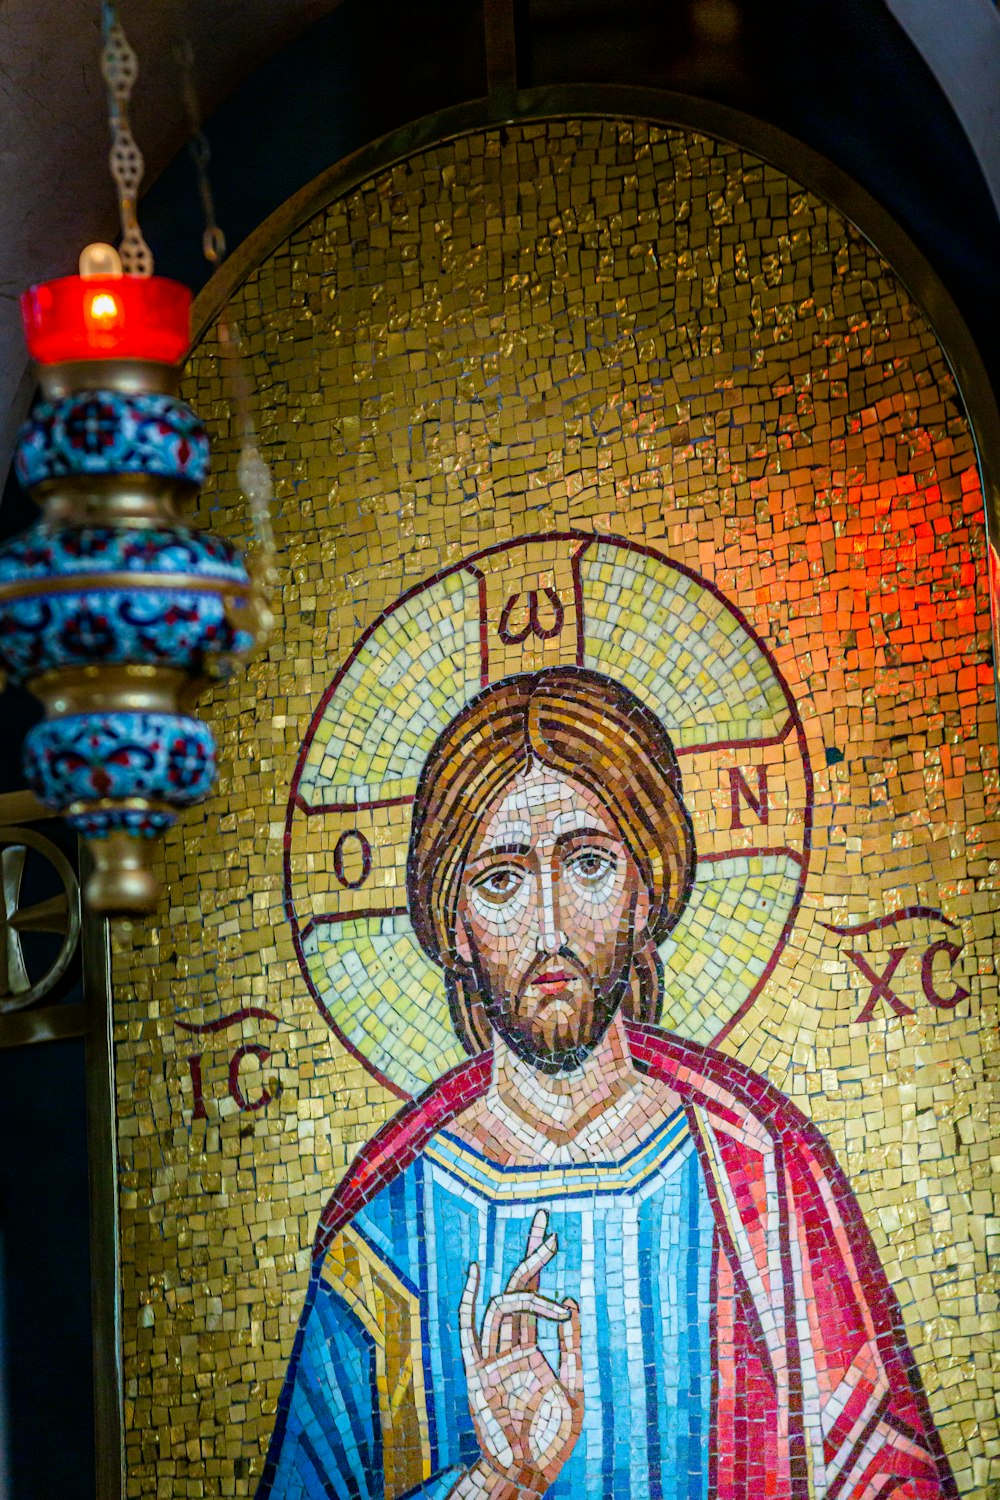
{"left": 0, "top": 9, "right": 270, "bottom": 914}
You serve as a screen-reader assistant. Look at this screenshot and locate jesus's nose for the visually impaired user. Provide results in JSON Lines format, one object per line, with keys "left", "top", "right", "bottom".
{"left": 536, "top": 866, "right": 566, "bottom": 954}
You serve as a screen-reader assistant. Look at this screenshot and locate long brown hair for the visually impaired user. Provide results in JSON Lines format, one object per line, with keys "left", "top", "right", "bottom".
{"left": 406, "top": 666, "right": 695, "bottom": 1054}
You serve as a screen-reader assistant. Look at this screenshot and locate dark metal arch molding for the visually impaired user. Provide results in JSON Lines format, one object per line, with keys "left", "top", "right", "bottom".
{"left": 191, "top": 82, "right": 1000, "bottom": 646}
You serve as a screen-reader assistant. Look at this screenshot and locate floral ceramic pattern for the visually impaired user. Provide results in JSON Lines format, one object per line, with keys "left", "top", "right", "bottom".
{"left": 0, "top": 588, "right": 249, "bottom": 681}
{"left": 68, "top": 806, "right": 177, "bottom": 838}
{"left": 24, "top": 711, "right": 216, "bottom": 817}
{"left": 0, "top": 524, "right": 254, "bottom": 683}
{"left": 15, "top": 390, "right": 209, "bottom": 489}
{"left": 0, "top": 523, "right": 248, "bottom": 583}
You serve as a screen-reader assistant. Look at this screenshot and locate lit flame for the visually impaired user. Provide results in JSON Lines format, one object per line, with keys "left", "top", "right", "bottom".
{"left": 88, "top": 292, "right": 120, "bottom": 325}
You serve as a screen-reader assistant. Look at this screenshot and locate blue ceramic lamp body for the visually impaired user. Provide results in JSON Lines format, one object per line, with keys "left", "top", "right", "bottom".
{"left": 0, "top": 364, "right": 260, "bottom": 912}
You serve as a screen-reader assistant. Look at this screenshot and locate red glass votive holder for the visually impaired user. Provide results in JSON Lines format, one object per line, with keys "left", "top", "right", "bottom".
{"left": 20, "top": 274, "right": 192, "bottom": 366}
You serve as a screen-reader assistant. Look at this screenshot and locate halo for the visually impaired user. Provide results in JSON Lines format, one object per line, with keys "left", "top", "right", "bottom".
{"left": 285, "top": 533, "right": 812, "bottom": 1098}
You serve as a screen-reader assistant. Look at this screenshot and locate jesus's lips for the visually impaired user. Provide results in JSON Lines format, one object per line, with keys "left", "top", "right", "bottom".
{"left": 528, "top": 969, "right": 576, "bottom": 995}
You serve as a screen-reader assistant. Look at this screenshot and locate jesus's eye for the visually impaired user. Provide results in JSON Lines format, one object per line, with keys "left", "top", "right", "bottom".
{"left": 566, "top": 847, "right": 617, "bottom": 891}
{"left": 471, "top": 866, "right": 524, "bottom": 905}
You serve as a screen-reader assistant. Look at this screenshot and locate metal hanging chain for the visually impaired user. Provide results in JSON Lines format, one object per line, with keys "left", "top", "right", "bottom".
{"left": 175, "top": 38, "right": 277, "bottom": 642}
{"left": 100, "top": 2, "right": 154, "bottom": 276}
{"left": 176, "top": 39, "right": 227, "bottom": 269}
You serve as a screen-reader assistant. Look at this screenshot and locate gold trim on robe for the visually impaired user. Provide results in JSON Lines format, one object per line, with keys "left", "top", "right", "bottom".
{"left": 318, "top": 1226, "right": 432, "bottom": 1499}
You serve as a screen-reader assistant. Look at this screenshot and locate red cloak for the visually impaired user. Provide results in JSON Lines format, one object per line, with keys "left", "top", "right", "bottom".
{"left": 315, "top": 1024, "right": 957, "bottom": 1500}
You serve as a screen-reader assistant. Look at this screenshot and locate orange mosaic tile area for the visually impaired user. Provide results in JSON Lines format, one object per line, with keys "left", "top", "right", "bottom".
{"left": 111, "top": 119, "right": 998, "bottom": 1497}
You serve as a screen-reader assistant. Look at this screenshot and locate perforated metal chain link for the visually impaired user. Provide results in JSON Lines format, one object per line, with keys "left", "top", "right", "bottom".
{"left": 101, "top": 2, "right": 154, "bottom": 275}
{"left": 176, "top": 39, "right": 227, "bottom": 268}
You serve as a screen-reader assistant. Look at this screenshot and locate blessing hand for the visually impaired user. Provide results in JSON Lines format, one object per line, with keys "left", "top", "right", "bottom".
{"left": 454, "top": 1209, "right": 584, "bottom": 1498}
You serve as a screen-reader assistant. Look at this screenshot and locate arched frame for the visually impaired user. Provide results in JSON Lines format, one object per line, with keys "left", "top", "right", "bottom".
{"left": 110, "top": 86, "right": 1000, "bottom": 1496}
{"left": 193, "top": 84, "right": 1000, "bottom": 736}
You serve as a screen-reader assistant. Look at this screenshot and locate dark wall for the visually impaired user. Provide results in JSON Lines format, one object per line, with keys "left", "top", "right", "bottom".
{"left": 0, "top": 1038, "right": 94, "bottom": 1500}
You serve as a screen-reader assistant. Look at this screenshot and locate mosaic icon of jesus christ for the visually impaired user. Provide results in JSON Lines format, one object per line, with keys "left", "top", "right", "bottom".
{"left": 260, "top": 668, "right": 955, "bottom": 1500}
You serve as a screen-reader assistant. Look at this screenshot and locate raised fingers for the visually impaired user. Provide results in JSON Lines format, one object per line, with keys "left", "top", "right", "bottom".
{"left": 557, "top": 1297, "right": 584, "bottom": 1406}
{"left": 505, "top": 1229, "right": 559, "bottom": 1294}
{"left": 459, "top": 1262, "right": 482, "bottom": 1371}
{"left": 481, "top": 1291, "right": 571, "bottom": 1360}
{"left": 526, "top": 1208, "right": 547, "bottom": 1256}
{"left": 503, "top": 1211, "right": 557, "bottom": 1354}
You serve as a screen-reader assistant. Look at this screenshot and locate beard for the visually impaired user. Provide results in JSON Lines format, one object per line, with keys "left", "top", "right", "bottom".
{"left": 468, "top": 942, "right": 633, "bottom": 1076}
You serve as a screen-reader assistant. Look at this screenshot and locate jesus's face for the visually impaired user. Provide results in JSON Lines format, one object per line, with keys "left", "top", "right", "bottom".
{"left": 455, "top": 764, "right": 650, "bottom": 1073}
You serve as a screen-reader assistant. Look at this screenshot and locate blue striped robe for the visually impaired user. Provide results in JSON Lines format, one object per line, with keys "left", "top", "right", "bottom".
{"left": 258, "top": 1107, "right": 713, "bottom": 1500}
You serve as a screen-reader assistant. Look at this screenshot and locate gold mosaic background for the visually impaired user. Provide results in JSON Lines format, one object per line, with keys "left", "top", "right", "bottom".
{"left": 111, "top": 118, "right": 999, "bottom": 1496}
